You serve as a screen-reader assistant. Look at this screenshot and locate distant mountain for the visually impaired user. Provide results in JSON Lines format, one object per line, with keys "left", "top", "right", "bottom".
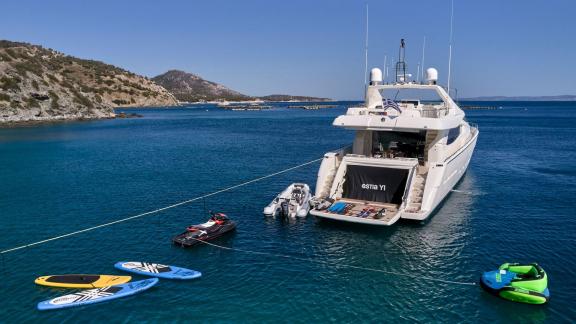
{"left": 152, "top": 70, "right": 331, "bottom": 102}
{"left": 461, "top": 95, "right": 576, "bottom": 101}
{"left": 152, "top": 70, "right": 250, "bottom": 102}
{"left": 0, "top": 40, "right": 177, "bottom": 123}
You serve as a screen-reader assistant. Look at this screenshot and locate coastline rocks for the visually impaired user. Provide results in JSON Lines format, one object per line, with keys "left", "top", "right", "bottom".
{"left": 116, "top": 111, "right": 143, "bottom": 118}
{"left": 0, "top": 107, "right": 115, "bottom": 123}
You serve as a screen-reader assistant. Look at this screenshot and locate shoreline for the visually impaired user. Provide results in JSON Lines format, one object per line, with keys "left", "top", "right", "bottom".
{"left": 0, "top": 101, "right": 341, "bottom": 126}
{"left": 0, "top": 115, "right": 115, "bottom": 128}
{"left": 182, "top": 99, "right": 336, "bottom": 105}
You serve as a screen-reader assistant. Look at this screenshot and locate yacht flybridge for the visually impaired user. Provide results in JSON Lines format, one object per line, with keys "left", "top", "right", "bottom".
{"left": 310, "top": 41, "right": 478, "bottom": 226}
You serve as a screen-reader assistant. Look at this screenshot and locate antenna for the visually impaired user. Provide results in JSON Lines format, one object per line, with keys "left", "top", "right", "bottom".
{"left": 363, "top": 3, "right": 369, "bottom": 96}
{"left": 395, "top": 39, "right": 407, "bottom": 83}
{"left": 383, "top": 54, "right": 387, "bottom": 82}
{"left": 421, "top": 36, "right": 426, "bottom": 81}
{"left": 385, "top": 63, "right": 389, "bottom": 82}
{"left": 447, "top": 0, "right": 454, "bottom": 95}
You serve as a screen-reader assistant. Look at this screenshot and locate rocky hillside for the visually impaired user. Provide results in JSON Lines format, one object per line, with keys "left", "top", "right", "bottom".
{"left": 152, "top": 70, "right": 250, "bottom": 102}
{"left": 0, "top": 40, "right": 177, "bottom": 123}
{"left": 153, "top": 69, "right": 331, "bottom": 103}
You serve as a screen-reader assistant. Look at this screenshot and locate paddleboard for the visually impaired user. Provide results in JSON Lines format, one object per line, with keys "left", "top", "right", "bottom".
{"left": 35, "top": 274, "right": 132, "bottom": 288}
{"left": 114, "top": 261, "right": 201, "bottom": 280}
{"left": 37, "top": 278, "right": 158, "bottom": 311}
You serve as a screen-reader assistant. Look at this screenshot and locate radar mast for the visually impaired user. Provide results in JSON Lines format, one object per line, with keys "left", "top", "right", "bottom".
{"left": 395, "top": 39, "right": 408, "bottom": 83}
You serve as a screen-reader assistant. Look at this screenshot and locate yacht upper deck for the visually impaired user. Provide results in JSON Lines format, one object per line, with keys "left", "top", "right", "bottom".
{"left": 334, "top": 83, "right": 466, "bottom": 131}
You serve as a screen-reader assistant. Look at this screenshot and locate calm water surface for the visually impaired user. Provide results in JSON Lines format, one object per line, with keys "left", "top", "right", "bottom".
{"left": 0, "top": 102, "right": 575, "bottom": 322}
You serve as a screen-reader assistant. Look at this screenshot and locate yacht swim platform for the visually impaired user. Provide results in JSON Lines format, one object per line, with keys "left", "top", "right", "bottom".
{"left": 313, "top": 199, "right": 400, "bottom": 225}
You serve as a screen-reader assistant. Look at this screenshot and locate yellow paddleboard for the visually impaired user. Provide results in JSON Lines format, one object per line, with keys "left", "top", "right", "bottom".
{"left": 34, "top": 274, "right": 132, "bottom": 288}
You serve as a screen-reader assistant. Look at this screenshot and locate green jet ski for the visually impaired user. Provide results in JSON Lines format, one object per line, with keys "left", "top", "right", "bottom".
{"left": 480, "top": 262, "right": 550, "bottom": 304}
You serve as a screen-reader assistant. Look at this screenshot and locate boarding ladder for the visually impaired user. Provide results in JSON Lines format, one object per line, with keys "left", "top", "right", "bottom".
{"left": 406, "top": 166, "right": 427, "bottom": 213}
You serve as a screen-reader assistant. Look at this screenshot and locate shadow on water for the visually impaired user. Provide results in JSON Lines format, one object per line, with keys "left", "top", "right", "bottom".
{"left": 314, "top": 217, "right": 400, "bottom": 238}
{"left": 478, "top": 290, "right": 549, "bottom": 323}
{"left": 169, "top": 230, "right": 239, "bottom": 252}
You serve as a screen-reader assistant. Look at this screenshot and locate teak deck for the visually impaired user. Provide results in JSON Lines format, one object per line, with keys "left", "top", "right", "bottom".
{"left": 326, "top": 198, "right": 398, "bottom": 222}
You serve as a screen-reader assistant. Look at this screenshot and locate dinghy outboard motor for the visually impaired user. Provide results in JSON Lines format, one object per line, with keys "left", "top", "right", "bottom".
{"left": 280, "top": 201, "right": 289, "bottom": 218}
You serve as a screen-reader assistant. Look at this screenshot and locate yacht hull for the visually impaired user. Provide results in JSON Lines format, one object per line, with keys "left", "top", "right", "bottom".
{"left": 312, "top": 129, "right": 478, "bottom": 226}
{"left": 402, "top": 128, "right": 478, "bottom": 221}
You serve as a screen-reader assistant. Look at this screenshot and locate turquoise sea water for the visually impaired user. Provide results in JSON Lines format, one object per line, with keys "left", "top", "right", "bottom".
{"left": 0, "top": 102, "right": 575, "bottom": 322}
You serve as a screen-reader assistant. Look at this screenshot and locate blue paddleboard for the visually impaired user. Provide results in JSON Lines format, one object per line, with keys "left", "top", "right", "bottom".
{"left": 114, "top": 261, "right": 202, "bottom": 280}
{"left": 37, "top": 278, "right": 158, "bottom": 311}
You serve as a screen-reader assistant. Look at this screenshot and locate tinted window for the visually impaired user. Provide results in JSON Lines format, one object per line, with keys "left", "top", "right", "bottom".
{"left": 447, "top": 127, "right": 460, "bottom": 145}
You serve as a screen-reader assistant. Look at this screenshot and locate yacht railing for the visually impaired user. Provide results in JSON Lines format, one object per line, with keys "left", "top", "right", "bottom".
{"left": 419, "top": 107, "right": 449, "bottom": 118}
{"left": 346, "top": 153, "right": 419, "bottom": 162}
{"left": 357, "top": 103, "right": 453, "bottom": 119}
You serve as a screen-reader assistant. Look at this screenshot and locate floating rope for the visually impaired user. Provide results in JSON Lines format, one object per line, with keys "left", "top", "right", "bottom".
{"left": 192, "top": 239, "right": 477, "bottom": 286}
{"left": 0, "top": 150, "right": 478, "bottom": 287}
{"left": 0, "top": 157, "right": 323, "bottom": 255}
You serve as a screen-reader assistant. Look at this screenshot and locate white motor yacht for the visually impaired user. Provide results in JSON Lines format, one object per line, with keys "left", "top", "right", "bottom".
{"left": 310, "top": 42, "right": 478, "bottom": 226}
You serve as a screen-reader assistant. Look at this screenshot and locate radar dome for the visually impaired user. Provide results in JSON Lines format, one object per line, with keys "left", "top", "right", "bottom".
{"left": 370, "top": 68, "right": 383, "bottom": 84}
{"left": 426, "top": 68, "right": 438, "bottom": 84}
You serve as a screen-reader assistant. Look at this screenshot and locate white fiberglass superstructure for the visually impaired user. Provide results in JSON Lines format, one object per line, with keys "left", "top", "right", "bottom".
{"left": 310, "top": 51, "right": 478, "bottom": 226}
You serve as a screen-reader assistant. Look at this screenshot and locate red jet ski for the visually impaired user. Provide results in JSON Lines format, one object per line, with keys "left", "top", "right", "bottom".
{"left": 172, "top": 212, "right": 236, "bottom": 247}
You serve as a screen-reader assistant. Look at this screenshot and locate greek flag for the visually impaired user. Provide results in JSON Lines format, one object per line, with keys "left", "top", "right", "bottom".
{"left": 383, "top": 99, "right": 401, "bottom": 112}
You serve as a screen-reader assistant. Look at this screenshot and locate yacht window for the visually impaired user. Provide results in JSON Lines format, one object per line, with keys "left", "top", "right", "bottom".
{"left": 379, "top": 88, "right": 443, "bottom": 104}
{"left": 400, "top": 100, "right": 420, "bottom": 106}
{"left": 447, "top": 126, "right": 460, "bottom": 145}
{"left": 372, "top": 131, "right": 425, "bottom": 159}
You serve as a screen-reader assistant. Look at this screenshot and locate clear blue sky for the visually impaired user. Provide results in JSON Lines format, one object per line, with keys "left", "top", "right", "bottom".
{"left": 1, "top": 0, "right": 574, "bottom": 99}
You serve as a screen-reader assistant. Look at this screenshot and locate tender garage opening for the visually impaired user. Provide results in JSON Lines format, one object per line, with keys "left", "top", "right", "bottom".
{"left": 342, "top": 165, "right": 409, "bottom": 204}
